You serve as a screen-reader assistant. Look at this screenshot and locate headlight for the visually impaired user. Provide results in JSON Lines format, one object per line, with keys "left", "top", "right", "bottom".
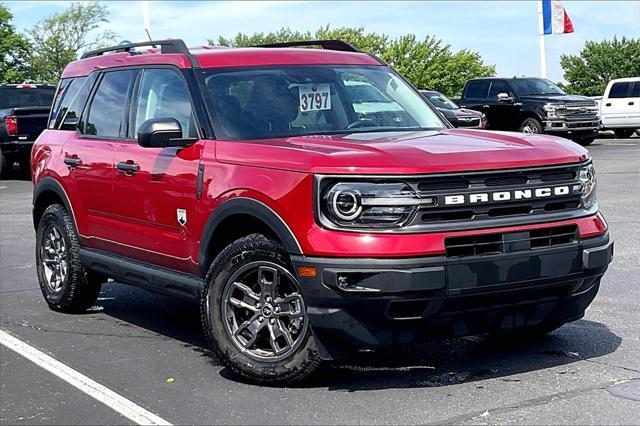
{"left": 319, "top": 181, "right": 434, "bottom": 229}
{"left": 543, "top": 103, "right": 567, "bottom": 118}
{"left": 577, "top": 163, "right": 597, "bottom": 209}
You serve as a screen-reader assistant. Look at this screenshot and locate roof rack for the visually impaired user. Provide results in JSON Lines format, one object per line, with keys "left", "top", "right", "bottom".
{"left": 80, "top": 39, "right": 190, "bottom": 59}
{"left": 254, "top": 40, "right": 360, "bottom": 53}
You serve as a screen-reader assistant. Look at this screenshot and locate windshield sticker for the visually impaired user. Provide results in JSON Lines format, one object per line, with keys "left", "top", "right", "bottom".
{"left": 299, "top": 84, "right": 331, "bottom": 112}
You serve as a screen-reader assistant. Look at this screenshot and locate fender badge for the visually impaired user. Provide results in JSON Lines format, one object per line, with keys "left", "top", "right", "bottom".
{"left": 177, "top": 209, "right": 187, "bottom": 226}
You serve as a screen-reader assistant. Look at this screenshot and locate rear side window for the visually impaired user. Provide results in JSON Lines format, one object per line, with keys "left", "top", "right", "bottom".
{"left": 488, "top": 80, "right": 511, "bottom": 99}
{"left": 133, "top": 68, "right": 195, "bottom": 138}
{"left": 608, "top": 82, "right": 631, "bottom": 98}
{"left": 631, "top": 82, "right": 640, "bottom": 97}
{"left": 464, "top": 81, "right": 490, "bottom": 99}
{"left": 83, "top": 70, "right": 136, "bottom": 138}
{"left": 49, "top": 76, "right": 94, "bottom": 129}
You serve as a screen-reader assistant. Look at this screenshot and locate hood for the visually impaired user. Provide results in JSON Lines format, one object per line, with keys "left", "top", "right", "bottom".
{"left": 216, "top": 129, "right": 589, "bottom": 175}
{"left": 520, "top": 94, "right": 596, "bottom": 105}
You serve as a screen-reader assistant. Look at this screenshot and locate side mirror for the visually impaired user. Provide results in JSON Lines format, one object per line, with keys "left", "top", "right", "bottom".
{"left": 497, "top": 92, "right": 514, "bottom": 103}
{"left": 137, "top": 118, "right": 194, "bottom": 148}
{"left": 60, "top": 116, "right": 79, "bottom": 131}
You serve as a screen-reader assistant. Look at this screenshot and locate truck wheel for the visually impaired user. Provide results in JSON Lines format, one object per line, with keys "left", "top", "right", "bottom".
{"left": 201, "top": 234, "right": 320, "bottom": 385}
{"left": 575, "top": 137, "right": 596, "bottom": 146}
{"left": 614, "top": 129, "right": 634, "bottom": 139}
{"left": 36, "top": 204, "right": 103, "bottom": 312}
{"left": 520, "top": 117, "right": 543, "bottom": 134}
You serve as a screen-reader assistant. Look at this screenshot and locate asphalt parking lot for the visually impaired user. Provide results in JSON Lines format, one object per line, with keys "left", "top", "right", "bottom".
{"left": 1, "top": 137, "right": 639, "bottom": 425}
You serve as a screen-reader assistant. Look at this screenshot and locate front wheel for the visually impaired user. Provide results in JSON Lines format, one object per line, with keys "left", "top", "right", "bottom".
{"left": 200, "top": 234, "right": 320, "bottom": 385}
{"left": 520, "top": 117, "right": 543, "bottom": 134}
{"left": 575, "top": 137, "right": 596, "bottom": 146}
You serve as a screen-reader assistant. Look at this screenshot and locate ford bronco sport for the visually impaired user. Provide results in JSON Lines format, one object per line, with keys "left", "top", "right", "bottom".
{"left": 31, "top": 39, "right": 613, "bottom": 385}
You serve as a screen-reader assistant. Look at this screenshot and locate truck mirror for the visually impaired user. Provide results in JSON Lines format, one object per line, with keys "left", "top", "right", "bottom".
{"left": 497, "top": 93, "right": 514, "bottom": 103}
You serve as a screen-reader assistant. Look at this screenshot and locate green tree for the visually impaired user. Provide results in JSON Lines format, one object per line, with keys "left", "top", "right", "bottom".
{"left": 0, "top": 3, "right": 32, "bottom": 83}
{"left": 560, "top": 37, "right": 640, "bottom": 96}
{"left": 210, "top": 26, "right": 494, "bottom": 96}
{"left": 27, "top": 1, "right": 117, "bottom": 82}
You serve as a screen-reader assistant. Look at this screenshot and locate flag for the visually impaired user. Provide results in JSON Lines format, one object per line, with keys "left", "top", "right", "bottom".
{"left": 542, "top": 0, "right": 574, "bottom": 35}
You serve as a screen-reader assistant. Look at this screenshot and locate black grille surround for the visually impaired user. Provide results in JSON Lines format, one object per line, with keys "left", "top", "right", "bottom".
{"left": 315, "top": 161, "right": 595, "bottom": 233}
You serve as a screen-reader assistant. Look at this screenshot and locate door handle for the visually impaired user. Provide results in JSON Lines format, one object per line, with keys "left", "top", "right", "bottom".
{"left": 629, "top": 101, "right": 635, "bottom": 105}
{"left": 482, "top": 105, "right": 490, "bottom": 108}
{"left": 117, "top": 161, "right": 140, "bottom": 174}
{"left": 63, "top": 156, "right": 82, "bottom": 168}
{"left": 605, "top": 103, "right": 612, "bottom": 107}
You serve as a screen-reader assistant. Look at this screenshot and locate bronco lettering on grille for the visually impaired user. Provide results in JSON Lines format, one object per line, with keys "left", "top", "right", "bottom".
{"left": 444, "top": 185, "right": 571, "bottom": 205}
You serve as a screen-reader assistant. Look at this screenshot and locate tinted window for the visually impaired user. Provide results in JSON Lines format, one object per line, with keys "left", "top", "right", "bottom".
{"left": 0, "top": 87, "right": 55, "bottom": 109}
{"left": 609, "top": 82, "right": 631, "bottom": 98}
{"left": 464, "top": 81, "right": 490, "bottom": 99}
{"left": 84, "top": 70, "right": 135, "bottom": 137}
{"left": 508, "top": 78, "right": 564, "bottom": 96}
{"left": 488, "top": 80, "right": 511, "bottom": 98}
{"left": 134, "top": 68, "right": 195, "bottom": 138}
{"left": 632, "top": 82, "right": 640, "bottom": 98}
{"left": 49, "top": 76, "right": 93, "bottom": 129}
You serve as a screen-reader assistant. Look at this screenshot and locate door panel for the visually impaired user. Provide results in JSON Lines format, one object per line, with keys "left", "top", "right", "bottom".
{"left": 602, "top": 81, "right": 640, "bottom": 128}
{"left": 107, "top": 67, "right": 203, "bottom": 274}
{"left": 110, "top": 141, "right": 203, "bottom": 273}
{"left": 486, "top": 80, "right": 517, "bottom": 130}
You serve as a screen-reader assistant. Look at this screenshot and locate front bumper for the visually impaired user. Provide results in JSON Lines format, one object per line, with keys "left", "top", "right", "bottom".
{"left": 292, "top": 233, "right": 612, "bottom": 359}
{"left": 543, "top": 119, "right": 600, "bottom": 137}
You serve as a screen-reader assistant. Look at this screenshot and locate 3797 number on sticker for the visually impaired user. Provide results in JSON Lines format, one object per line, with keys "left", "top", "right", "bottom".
{"left": 299, "top": 84, "right": 331, "bottom": 112}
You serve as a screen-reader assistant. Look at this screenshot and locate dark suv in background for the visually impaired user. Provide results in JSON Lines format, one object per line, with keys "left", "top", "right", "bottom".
{"left": 0, "top": 83, "right": 55, "bottom": 177}
{"left": 458, "top": 77, "right": 599, "bottom": 145}
{"left": 420, "top": 90, "right": 486, "bottom": 128}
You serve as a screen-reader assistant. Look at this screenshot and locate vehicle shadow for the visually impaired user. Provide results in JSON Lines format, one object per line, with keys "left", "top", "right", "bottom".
{"left": 96, "top": 282, "right": 622, "bottom": 390}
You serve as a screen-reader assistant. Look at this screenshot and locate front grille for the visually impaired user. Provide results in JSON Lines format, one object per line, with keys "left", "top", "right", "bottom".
{"left": 457, "top": 117, "right": 480, "bottom": 127}
{"left": 445, "top": 224, "right": 578, "bottom": 257}
{"left": 410, "top": 164, "right": 584, "bottom": 228}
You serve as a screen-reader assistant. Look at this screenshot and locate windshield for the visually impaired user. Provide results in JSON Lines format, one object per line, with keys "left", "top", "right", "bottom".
{"left": 509, "top": 78, "right": 565, "bottom": 96}
{"left": 424, "top": 92, "right": 458, "bottom": 110}
{"left": 0, "top": 87, "right": 55, "bottom": 109}
{"left": 201, "top": 65, "right": 445, "bottom": 140}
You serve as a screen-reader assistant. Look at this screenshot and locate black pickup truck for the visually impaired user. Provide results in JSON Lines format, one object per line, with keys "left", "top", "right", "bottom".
{"left": 1, "top": 83, "right": 55, "bottom": 178}
{"left": 458, "top": 77, "right": 599, "bottom": 145}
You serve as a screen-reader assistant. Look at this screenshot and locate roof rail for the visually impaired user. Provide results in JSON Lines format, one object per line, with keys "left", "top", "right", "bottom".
{"left": 254, "top": 40, "right": 360, "bottom": 53}
{"left": 80, "top": 39, "right": 190, "bottom": 59}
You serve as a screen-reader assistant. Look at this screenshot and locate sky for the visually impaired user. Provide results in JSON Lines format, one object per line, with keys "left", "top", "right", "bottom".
{"left": 6, "top": 0, "right": 640, "bottom": 83}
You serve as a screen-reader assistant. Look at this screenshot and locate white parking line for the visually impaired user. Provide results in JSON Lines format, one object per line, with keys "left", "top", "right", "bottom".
{"left": 0, "top": 329, "right": 172, "bottom": 425}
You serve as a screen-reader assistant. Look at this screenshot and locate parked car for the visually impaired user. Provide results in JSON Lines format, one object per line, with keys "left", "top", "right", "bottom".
{"left": 31, "top": 39, "right": 612, "bottom": 385}
{"left": 420, "top": 90, "right": 487, "bottom": 128}
{"left": 599, "top": 77, "right": 640, "bottom": 138}
{"left": 458, "top": 77, "right": 599, "bottom": 145}
{"left": 0, "top": 82, "right": 55, "bottom": 178}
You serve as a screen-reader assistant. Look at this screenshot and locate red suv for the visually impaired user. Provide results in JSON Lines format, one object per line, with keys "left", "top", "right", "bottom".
{"left": 31, "top": 39, "right": 613, "bottom": 384}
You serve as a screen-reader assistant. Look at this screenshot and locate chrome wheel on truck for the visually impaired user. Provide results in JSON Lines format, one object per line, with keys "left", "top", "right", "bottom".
{"left": 40, "top": 225, "right": 68, "bottom": 293}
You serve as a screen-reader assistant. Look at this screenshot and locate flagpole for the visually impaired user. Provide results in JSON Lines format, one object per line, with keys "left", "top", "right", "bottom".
{"left": 537, "top": 0, "right": 547, "bottom": 78}
{"left": 142, "top": 0, "right": 151, "bottom": 41}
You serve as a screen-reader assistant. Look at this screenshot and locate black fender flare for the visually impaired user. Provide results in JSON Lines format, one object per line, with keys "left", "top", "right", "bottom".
{"left": 198, "top": 197, "right": 303, "bottom": 273}
{"left": 32, "top": 177, "right": 77, "bottom": 232}
{"left": 519, "top": 105, "right": 546, "bottom": 123}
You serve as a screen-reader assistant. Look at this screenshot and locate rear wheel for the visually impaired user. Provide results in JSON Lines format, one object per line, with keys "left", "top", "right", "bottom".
{"left": 201, "top": 234, "right": 320, "bottom": 385}
{"left": 614, "top": 129, "right": 634, "bottom": 139}
{"left": 36, "top": 204, "right": 104, "bottom": 312}
{"left": 520, "top": 117, "right": 543, "bottom": 134}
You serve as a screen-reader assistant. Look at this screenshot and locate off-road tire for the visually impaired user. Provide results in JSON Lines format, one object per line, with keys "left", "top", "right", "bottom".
{"left": 614, "top": 129, "right": 634, "bottom": 139}
{"left": 36, "top": 204, "right": 103, "bottom": 312}
{"left": 520, "top": 117, "right": 543, "bottom": 134}
{"left": 200, "top": 233, "right": 320, "bottom": 385}
{"left": 575, "top": 137, "right": 596, "bottom": 146}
